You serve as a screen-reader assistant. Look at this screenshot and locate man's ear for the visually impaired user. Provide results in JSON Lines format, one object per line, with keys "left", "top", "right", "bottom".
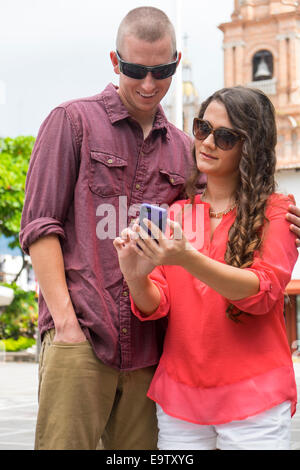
{"left": 176, "top": 51, "right": 182, "bottom": 68}
{"left": 110, "top": 51, "right": 120, "bottom": 75}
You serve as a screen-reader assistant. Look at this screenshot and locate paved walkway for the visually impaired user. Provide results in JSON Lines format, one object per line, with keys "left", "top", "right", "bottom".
{"left": 0, "top": 362, "right": 38, "bottom": 450}
{"left": 0, "top": 360, "right": 299, "bottom": 450}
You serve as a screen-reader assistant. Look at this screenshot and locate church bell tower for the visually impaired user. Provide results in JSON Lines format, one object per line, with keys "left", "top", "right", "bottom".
{"left": 219, "top": 0, "right": 300, "bottom": 169}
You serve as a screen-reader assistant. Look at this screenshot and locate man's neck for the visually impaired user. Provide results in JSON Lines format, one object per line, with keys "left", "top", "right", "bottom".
{"left": 130, "top": 109, "right": 156, "bottom": 139}
{"left": 117, "top": 88, "right": 157, "bottom": 139}
{"left": 140, "top": 119, "right": 155, "bottom": 139}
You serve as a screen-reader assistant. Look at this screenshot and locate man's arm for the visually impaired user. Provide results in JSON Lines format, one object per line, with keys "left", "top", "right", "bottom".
{"left": 20, "top": 107, "right": 83, "bottom": 342}
{"left": 29, "top": 235, "right": 86, "bottom": 343}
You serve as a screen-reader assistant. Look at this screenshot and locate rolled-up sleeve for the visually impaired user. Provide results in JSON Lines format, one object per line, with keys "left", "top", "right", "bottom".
{"left": 228, "top": 194, "right": 298, "bottom": 315}
{"left": 20, "top": 107, "right": 80, "bottom": 254}
{"left": 130, "top": 266, "right": 170, "bottom": 321}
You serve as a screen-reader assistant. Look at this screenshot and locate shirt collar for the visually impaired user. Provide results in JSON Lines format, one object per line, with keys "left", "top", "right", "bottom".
{"left": 103, "top": 83, "right": 170, "bottom": 137}
{"left": 103, "top": 83, "right": 131, "bottom": 123}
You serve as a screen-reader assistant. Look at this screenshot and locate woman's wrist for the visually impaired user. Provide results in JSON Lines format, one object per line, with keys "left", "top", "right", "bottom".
{"left": 126, "top": 275, "right": 161, "bottom": 315}
{"left": 125, "top": 274, "right": 149, "bottom": 288}
{"left": 179, "top": 243, "right": 200, "bottom": 270}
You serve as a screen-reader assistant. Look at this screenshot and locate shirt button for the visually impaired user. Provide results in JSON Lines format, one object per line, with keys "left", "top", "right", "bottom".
{"left": 123, "top": 291, "right": 128, "bottom": 297}
{"left": 107, "top": 158, "right": 113, "bottom": 164}
{"left": 136, "top": 184, "right": 141, "bottom": 190}
{"left": 170, "top": 178, "right": 175, "bottom": 184}
{"left": 122, "top": 328, "right": 128, "bottom": 334}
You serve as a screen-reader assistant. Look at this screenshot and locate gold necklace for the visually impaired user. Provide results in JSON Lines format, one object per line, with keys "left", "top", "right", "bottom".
{"left": 209, "top": 206, "right": 236, "bottom": 218}
{"left": 202, "top": 189, "right": 236, "bottom": 219}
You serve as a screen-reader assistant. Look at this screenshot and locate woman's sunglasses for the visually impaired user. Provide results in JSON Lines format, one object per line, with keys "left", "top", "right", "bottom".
{"left": 193, "top": 118, "right": 243, "bottom": 151}
{"left": 116, "top": 51, "right": 178, "bottom": 80}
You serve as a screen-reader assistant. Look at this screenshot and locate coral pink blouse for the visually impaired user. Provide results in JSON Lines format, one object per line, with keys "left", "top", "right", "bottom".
{"left": 131, "top": 193, "right": 298, "bottom": 425}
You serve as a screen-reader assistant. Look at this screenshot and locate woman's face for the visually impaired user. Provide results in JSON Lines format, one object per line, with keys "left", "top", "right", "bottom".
{"left": 194, "top": 100, "right": 243, "bottom": 179}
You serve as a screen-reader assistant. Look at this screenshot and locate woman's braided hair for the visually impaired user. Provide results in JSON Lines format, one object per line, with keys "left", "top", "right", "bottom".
{"left": 185, "top": 86, "right": 277, "bottom": 322}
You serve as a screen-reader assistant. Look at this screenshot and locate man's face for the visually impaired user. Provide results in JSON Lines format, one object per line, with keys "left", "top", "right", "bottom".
{"left": 111, "top": 34, "right": 180, "bottom": 120}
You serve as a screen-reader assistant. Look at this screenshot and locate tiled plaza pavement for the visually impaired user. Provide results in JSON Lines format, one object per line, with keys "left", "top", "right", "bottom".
{"left": 0, "top": 360, "right": 299, "bottom": 450}
{"left": 0, "top": 362, "right": 38, "bottom": 450}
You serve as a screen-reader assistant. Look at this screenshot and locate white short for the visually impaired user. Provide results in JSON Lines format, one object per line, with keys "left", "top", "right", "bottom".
{"left": 156, "top": 401, "right": 292, "bottom": 450}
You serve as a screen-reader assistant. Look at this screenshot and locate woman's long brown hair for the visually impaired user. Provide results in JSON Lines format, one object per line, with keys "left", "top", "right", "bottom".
{"left": 185, "top": 86, "right": 277, "bottom": 322}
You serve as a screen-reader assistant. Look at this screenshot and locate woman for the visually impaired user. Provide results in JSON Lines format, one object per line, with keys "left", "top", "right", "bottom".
{"left": 113, "top": 86, "right": 298, "bottom": 450}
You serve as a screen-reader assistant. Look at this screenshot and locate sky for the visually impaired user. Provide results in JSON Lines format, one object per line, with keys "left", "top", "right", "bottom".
{"left": 0, "top": 0, "right": 234, "bottom": 137}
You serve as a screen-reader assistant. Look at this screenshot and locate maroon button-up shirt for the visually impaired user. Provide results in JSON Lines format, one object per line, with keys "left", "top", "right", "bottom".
{"left": 20, "top": 83, "right": 196, "bottom": 371}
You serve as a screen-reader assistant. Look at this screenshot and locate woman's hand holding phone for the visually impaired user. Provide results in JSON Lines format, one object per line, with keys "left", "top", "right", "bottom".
{"left": 135, "top": 218, "right": 193, "bottom": 267}
{"left": 113, "top": 226, "right": 156, "bottom": 282}
{"left": 114, "top": 203, "right": 193, "bottom": 282}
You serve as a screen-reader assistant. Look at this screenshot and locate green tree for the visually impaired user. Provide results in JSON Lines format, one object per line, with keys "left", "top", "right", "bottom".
{"left": 0, "top": 282, "right": 38, "bottom": 340}
{"left": 0, "top": 136, "right": 35, "bottom": 281}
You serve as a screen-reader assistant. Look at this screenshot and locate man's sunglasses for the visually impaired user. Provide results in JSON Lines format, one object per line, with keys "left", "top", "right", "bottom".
{"left": 193, "top": 118, "right": 243, "bottom": 151}
{"left": 116, "top": 50, "right": 178, "bottom": 80}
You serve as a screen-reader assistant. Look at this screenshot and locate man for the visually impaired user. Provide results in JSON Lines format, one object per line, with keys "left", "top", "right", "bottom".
{"left": 20, "top": 7, "right": 300, "bottom": 450}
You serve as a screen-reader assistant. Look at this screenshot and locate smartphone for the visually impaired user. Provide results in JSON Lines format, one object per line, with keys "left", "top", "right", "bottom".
{"left": 138, "top": 203, "right": 167, "bottom": 241}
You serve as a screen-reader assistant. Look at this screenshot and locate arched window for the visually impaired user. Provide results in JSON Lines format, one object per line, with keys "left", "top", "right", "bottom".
{"left": 252, "top": 50, "right": 273, "bottom": 81}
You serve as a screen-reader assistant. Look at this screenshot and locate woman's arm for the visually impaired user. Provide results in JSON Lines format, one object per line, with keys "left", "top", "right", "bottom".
{"left": 180, "top": 249, "right": 259, "bottom": 301}
{"left": 113, "top": 230, "right": 161, "bottom": 315}
{"left": 137, "top": 219, "right": 259, "bottom": 301}
{"left": 126, "top": 276, "right": 161, "bottom": 315}
{"left": 137, "top": 194, "right": 298, "bottom": 314}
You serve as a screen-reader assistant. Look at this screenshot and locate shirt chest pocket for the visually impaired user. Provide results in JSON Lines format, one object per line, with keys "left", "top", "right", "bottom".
{"left": 89, "top": 151, "right": 128, "bottom": 197}
{"left": 155, "top": 169, "right": 186, "bottom": 205}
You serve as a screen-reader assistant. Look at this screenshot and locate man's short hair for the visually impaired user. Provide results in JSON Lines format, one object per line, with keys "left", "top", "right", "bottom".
{"left": 116, "top": 7, "right": 177, "bottom": 56}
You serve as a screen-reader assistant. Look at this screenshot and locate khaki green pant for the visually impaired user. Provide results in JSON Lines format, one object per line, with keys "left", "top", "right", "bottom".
{"left": 35, "top": 329, "right": 158, "bottom": 450}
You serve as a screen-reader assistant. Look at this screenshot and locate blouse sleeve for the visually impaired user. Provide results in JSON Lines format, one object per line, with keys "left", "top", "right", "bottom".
{"left": 130, "top": 266, "right": 170, "bottom": 321}
{"left": 228, "top": 194, "right": 298, "bottom": 315}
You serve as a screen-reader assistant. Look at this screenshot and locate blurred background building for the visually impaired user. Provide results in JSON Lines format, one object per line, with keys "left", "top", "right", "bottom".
{"left": 165, "top": 33, "right": 200, "bottom": 134}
